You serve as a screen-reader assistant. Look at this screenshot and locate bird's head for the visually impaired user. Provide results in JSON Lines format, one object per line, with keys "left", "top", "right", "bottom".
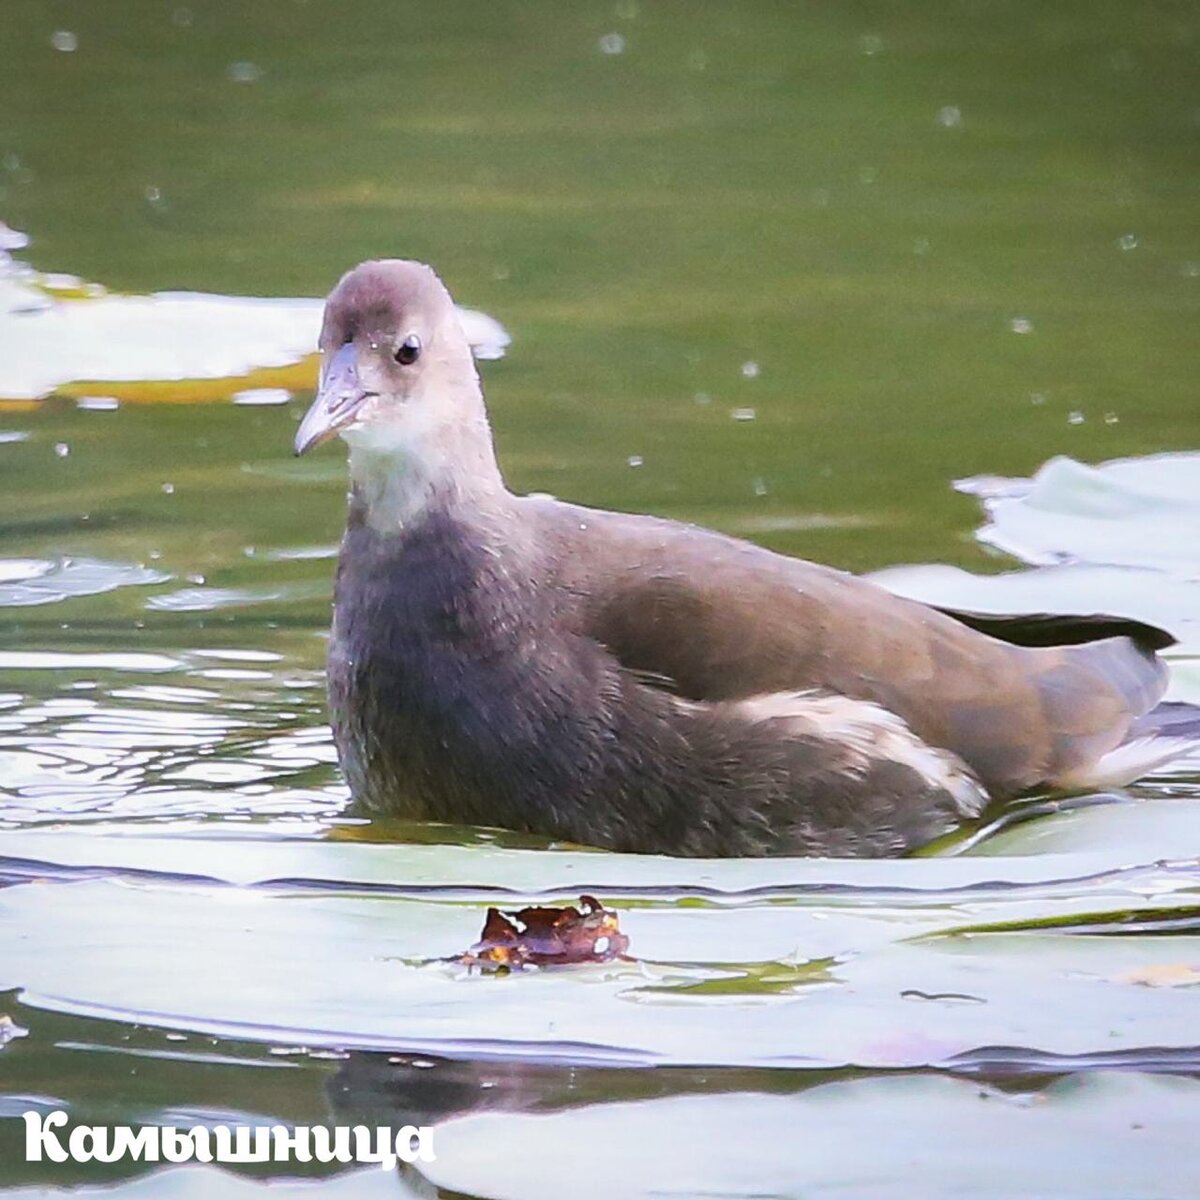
{"left": 294, "top": 259, "right": 480, "bottom": 457}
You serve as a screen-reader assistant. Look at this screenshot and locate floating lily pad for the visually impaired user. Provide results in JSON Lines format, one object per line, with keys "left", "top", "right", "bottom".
{"left": 957, "top": 453, "right": 1200, "bottom": 573}
{"left": 3, "top": 1165, "right": 411, "bottom": 1199}
{"left": 872, "top": 562, "right": 1200, "bottom": 656}
{"left": 2, "top": 828, "right": 1198, "bottom": 1071}
{"left": 0, "top": 246, "right": 509, "bottom": 403}
{"left": 419, "top": 1072, "right": 1200, "bottom": 1200}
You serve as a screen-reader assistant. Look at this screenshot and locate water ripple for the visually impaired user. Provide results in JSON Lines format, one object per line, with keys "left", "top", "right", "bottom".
{"left": 0, "top": 556, "right": 169, "bottom": 606}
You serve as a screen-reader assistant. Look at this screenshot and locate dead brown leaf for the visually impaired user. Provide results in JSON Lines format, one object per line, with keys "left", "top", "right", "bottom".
{"left": 459, "top": 895, "right": 629, "bottom": 972}
{"left": 1113, "top": 963, "right": 1200, "bottom": 988}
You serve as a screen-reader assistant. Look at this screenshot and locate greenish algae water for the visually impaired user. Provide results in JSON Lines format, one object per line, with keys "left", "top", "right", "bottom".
{"left": 0, "top": 2, "right": 1197, "bottom": 1196}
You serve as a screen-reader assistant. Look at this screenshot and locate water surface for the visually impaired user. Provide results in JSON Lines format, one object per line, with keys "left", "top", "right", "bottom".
{"left": 1, "top": 2, "right": 1198, "bottom": 1196}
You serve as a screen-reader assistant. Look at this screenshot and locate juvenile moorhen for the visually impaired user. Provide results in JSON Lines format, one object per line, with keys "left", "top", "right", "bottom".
{"left": 294, "top": 259, "right": 1190, "bottom": 857}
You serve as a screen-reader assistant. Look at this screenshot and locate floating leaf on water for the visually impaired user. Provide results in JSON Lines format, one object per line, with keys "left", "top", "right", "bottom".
{"left": 870, "top": 562, "right": 1200, "bottom": 656}
{"left": 460, "top": 895, "right": 630, "bottom": 971}
{"left": 418, "top": 1073, "right": 1200, "bottom": 1199}
{"left": 954, "top": 452, "right": 1200, "bottom": 573}
{"left": 3, "top": 838, "right": 1199, "bottom": 1069}
{"left": 0, "top": 1013, "right": 29, "bottom": 1047}
{"left": 1113, "top": 963, "right": 1200, "bottom": 988}
{"left": 0, "top": 245, "right": 510, "bottom": 401}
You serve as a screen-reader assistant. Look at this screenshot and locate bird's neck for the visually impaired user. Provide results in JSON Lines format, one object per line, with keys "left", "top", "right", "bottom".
{"left": 345, "top": 388, "right": 508, "bottom": 535}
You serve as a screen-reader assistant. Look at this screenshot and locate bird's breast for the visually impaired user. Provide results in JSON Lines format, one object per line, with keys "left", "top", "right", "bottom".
{"left": 325, "top": 507, "right": 602, "bottom": 819}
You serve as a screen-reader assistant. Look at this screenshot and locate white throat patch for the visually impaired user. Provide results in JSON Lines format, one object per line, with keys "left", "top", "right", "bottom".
{"left": 343, "top": 395, "right": 448, "bottom": 532}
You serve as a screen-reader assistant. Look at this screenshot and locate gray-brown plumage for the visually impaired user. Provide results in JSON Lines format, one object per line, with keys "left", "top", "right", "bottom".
{"left": 293, "top": 259, "right": 1191, "bottom": 858}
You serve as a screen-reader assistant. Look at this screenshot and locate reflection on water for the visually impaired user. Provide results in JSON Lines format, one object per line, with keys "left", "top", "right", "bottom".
{"left": 0, "top": 556, "right": 168, "bottom": 607}
{"left": 0, "top": 651, "right": 340, "bottom": 824}
{"left": 3, "top": 990, "right": 1200, "bottom": 1196}
{"left": 1, "top": 0, "right": 1198, "bottom": 1193}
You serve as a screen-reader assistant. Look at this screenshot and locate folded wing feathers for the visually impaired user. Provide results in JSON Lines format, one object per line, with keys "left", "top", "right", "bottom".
{"left": 733, "top": 690, "right": 989, "bottom": 817}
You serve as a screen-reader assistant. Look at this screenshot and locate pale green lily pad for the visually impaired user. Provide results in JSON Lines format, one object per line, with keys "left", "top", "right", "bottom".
{"left": 872, "top": 561, "right": 1200, "bottom": 656}
{"left": 4, "top": 1165, "right": 411, "bottom": 1199}
{"left": 1167, "top": 657, "right": 1200, "bottom": 706}
{"left": 2, "top": 827, "right": 1198, "bottom": 1070}
{"left": 4, "top": 822, "right": 1199, "bottom": 892}
{"left": 0, "top": 242, "right": 509, "bottom": 402}
{"left": 957, "top": 453, "right": 1200, "bottom": 573}
{"left": 962, "top": 797, "right": 1200, "bottom": 857}
{"left": 419, "top": 1072, "right": 1200, "bottom": 1200}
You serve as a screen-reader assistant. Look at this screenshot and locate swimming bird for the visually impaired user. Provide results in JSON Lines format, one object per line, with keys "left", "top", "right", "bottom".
{"left": 294, "top": 259, "right": 1193, "bottom": 857}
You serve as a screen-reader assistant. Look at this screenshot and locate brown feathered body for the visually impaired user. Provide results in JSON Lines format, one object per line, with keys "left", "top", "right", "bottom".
{"left": 299, "top": 258, "right": 1179, "bottom": 858}
{"left": 329, "top": 487, "right": 1166, "bottom": 856}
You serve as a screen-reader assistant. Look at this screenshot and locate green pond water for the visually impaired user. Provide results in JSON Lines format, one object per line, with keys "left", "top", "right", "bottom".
{"left": 1, "top": 2, "right": 1199, "bottom": 1197}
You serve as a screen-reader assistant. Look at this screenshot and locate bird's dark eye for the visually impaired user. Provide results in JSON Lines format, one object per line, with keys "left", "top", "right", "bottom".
{"left": 394, "top": 335, "right": 421, "bottom": 366}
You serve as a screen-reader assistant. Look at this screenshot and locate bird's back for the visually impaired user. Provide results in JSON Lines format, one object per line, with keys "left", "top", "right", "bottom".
{"left": 524, "top": 495, "right": 1169, "bottom": 798}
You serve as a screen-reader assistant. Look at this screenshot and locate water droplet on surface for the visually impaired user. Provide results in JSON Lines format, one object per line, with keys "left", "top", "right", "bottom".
{"left": 161, "top": 482, "right": 175, "bottom": 495}
{"left": 50, "top": 30, "right": 78, "bottom": 52}
{"left": 1067, "top": 411, "right": 1085, "bottom": 425}
{"left": 226, "top": 61, "right": 262, "bottom": 84}
{"left": 598, "top": 32, "right": 626, "bottom": 55}
{"left": 730, "top": 407, "right": 757, "bottom": 422}
{"left": 1117, "top": 233, "right": 1138, "bottom": 251}
{"left": 626, "top": 454, "right": 644, "bottom": 468}
{"left": 0, "top": 221, "right": 29, "bottom": 251}
{"left": 741, "top": 360, "right": 760, "bottom": 379}
{"left": 53, "top": 442, "right": 70, "bottom": 458}
{"left": 860, "top": 34, "right": 884, "bottom": 56}
{"left": 233, "top": 387, "right": 291, "bottom": 406}
{"left": 1009, "top": 317, "right": 1034, "bottom": 334}
{"left": 935, "top": 105, "right": 963, "bottom": 128}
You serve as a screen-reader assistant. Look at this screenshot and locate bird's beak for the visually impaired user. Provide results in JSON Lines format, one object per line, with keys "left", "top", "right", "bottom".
{"left": 293, "top": 343, "right": 374, "bottom": 455}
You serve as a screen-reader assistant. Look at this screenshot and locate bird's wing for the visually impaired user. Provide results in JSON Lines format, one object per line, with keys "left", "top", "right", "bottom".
{"left": 523, "top": 496, "right": 1167, "bottom": 797}
{"left": 923, "top": 606, "right": 1174, "bottom": 651}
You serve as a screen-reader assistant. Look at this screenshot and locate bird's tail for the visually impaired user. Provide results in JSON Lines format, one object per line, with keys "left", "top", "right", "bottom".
{"left": 1067, "top": 701, "right": 1200, "bottom": 789}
